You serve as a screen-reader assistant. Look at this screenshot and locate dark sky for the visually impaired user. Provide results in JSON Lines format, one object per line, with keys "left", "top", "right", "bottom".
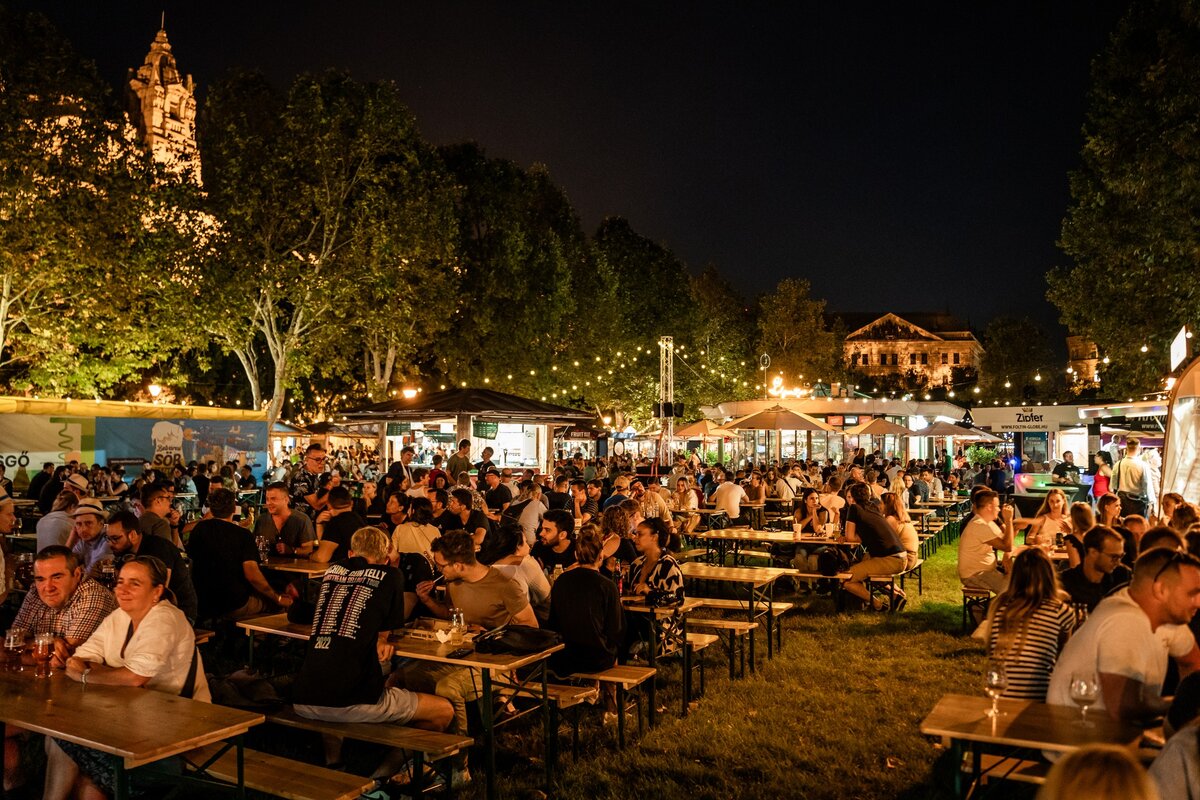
{"left": 25, "top": 1, "right": 1128, "bottom": 340}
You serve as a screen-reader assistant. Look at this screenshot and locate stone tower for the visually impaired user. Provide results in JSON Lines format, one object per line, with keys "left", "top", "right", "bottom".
{"left": 126, "top": 26, "right": 200, "bottom": 180}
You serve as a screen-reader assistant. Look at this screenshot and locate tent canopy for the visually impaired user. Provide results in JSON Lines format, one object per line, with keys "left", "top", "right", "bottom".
{"left": 725, "top": 405, "right": 835, "bottom": 432}
{"left": 674, "top": 419, "right": 731, "bottom": 439}
{"left": 343, "top": 388, "right": 594, "bottom": 426}
{"left": 910, "top": 420, "right": 1001, "bottom": 441}
{"left": 843, "top": 418, "right": 911, "bottom": 437}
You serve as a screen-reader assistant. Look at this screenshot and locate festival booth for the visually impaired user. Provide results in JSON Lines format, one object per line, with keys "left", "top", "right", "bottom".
{"left": 342, "top": 388, "right": 595, "bottom": 474}
{"left": 1161, "top": 355, "right": 1200, "bottom": 501}
{"left": 0, "top": 396, "right": 270, "bottom": 490}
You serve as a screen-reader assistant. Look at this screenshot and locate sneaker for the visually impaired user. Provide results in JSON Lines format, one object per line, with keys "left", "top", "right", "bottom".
{"left": 428, "top": 768, "right": 471, "bottom": 791}
{"left": 359, "top": 780, "right": 390, "bottom": 800}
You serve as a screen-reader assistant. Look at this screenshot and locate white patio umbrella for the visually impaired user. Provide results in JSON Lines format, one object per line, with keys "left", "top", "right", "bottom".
{"left": 910, "top": 420, "right": 1001, "bottom": 441}
{"left": 843, "top": 418, "right": 911, "bottom": 437}
{"left": 673, "top": 419, "right": 732, "bottom": 440}
{"left": 724, "top": 405, "right": 835, "bottom": 463}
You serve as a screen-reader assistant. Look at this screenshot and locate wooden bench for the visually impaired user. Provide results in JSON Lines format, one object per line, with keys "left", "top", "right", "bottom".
{"left": 193, "top": 628, "right": 215, "bottom": 646}
{"left": 269, "top": 705, "right": 473, "bottom": 794}
{"left": 688, "top": 618, "right": 757, "bottom": 679}
{"left": 677, "top": 547, "right": 710, "bottom": 563}
{"left": 185, "top": 743, "right": 374, "bottom": 800}
{"left": 972, "top": 753, "right": 1051, "bottom": 786}
{"left": 962, "top": 588, "right": 992, "bottom": 634}
{"left": 685, "top": 632, "right": 719, "bottom": 699}
{"left": 900, "top": 558, "right": 924, "bottom": 595}
{"left": 693, "top": 597, "right": 799, "bottom": 652}
{"left": 570, "top": 665, "right": 656, "bottom": 749}
{"left": 510, "top": 683, "right": 598, "bottom": 761}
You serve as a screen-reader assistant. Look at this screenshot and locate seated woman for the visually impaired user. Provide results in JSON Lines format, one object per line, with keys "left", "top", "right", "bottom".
{"left": 1096, "top": 492, "right": 1122, "bottom": 530}
{"left": 1066, "top": 502, "right": 1096, "bottom": 568}
{"left": 478, "top": 522, "right": 551, "bottom": 623}
{"left": 390, "top": 496, "right": 440, "bottom": 555}
{"left": 547, "top": 526, "right": 624, "bottom": 684}
{"left": 781, "top": 488, "right": 827, "bottom": 573}
{"left": 984, "top": 547, "right": 1075, "bottom": 700}
{"left": 623, "top": 517, "right": 685, "bottom": 659}
{"left": 47, "top": 556, "right": 207, "bottom": 800}
{"left": 1014, "top": 487, "right": 1071, "bottom": 549}
{"left": 599, "top": 505, "right": 637, "bottom": 575}
{"left": 881, "top": 491, "right": 920, "bottom": 571}
{"left": 670, "top": 477, "right": 700, "bottom": 538}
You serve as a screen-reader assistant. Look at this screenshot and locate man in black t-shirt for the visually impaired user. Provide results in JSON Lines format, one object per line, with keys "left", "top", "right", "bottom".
{"left": 544, "top": 476, "right": 572, "bottom": 511}
{"left": 185, "top": 488, "right": 290, "bottom": 621}
{"left": 293, "top": 526, "right": 452, "bottom": 778}
{"left": 311, "top": 486, "right": 365, "bottom": 563}
{"left": 481, "top": 469, "right": 512, "bottom": 521}
{"left": 447, "top": 488, "right": 490, "bottom": 546}
{"left": 428, "top": 489, "right": 458, "bottom": 533}
{"left": 1060, "top": 526, "right": 1130, "bottom": 611}
{"left": 841, "top": 483, "right": 909, "bottom": 610}
{"left": 532, "top": 508, "right": 577, "bottom": 572}
{"left": 1052, "top": 452, "right": 1081, "bottom": 485}
{"left": 105, "top": 510, "right": 199, "bottom": 622}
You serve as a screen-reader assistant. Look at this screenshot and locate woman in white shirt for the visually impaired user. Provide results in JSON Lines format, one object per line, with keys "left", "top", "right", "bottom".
{"left": 390, "top": 496, "right": 441, "bottom": 556}
{"left": 671, "top": 477, "right": 699, "bottom": 536}
{"left": 47, "top": 555, "right": 206, "bottom": 800}
{"left": 480, "top": 523, "right": 550, "bottom": 622}
{"left": 881, "top": 492, "right": 920, "bottom": 570}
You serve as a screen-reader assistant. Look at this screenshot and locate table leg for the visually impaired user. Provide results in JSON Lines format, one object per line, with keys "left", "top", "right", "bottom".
{"left": 950, "top": 738, "right": 963, "bottom": 799}
{"left": 746, "top": 594, "right": 756, "bottom": 674}
{"left": 681, "top": 614, "right": 690, "bottom": 718}
{"left": 246, "top": 630, "right": 254, "bottom": 669}
{"left": 236, "top": 735, "right": 246, "bottom": 800}
{"left": 762, "top": 582, "right": 774, "bottom": 660}
{"left": 112, "top": 755, "right": 129, "bottom": 800}
{"left": 540, "top": 662, "right": 552, "bottom": 790}
{"left": 481, "top": 669, "right": 496, "bottom": 800}
{"left": 647, "top": 615, "right": 658, "bottom": 728}
{"left": 971, "top": 742, "right": 981, "bottom": 799}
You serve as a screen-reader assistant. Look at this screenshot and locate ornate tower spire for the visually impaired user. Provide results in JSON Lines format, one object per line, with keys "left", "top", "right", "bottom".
{"left": 126, "top": 25, "right": 200, "bottom": 180}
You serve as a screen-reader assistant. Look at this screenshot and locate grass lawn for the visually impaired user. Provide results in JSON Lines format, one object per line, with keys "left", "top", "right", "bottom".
{"left": 488, "top": 541, "right": 997, "bottom": 800}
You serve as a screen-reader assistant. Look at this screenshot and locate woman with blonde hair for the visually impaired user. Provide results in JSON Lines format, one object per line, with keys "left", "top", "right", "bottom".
{"left": 670, "top": 476, "right": 699, "bottom": 537}
{"left": 1015, "top": 488, "right": 1071, "bottom": 549}
{"left": 880, "top": 492, "right": 919, "bottom": 570}
{"left": 984, "top": 547, "right": 1075, "bottom": 700}
{"left": 1038, "top": 744, "right": 1159, "bottom": 800}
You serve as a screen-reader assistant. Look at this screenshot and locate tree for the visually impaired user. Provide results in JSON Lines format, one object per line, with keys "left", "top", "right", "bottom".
{"left": 0, "top": 8, "right": 198, "bottom": 396}
{"left": 1049, "top": 0, "right": 1200, "bottom": 397}
{"left": 978, "top": 316, "right": 1055, "bottom": 398}
{"left": 755, "top": 278, "right": 842, "bottom": 388}
{"left": 198, "top": 71, "right": 436, "bottom": 424}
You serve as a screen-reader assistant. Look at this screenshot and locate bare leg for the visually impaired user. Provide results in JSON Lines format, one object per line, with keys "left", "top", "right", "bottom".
{"left": 78, "top": 776, "right": 107, "bottom": 800}
{"left": 318, "top": 733, "right": 343, "bottom": 766}
{"left": 43, "top": 738, "right": 80, "bottom": 800}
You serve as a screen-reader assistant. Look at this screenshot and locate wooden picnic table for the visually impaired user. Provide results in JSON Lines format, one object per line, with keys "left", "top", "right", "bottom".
{"left": 260, "top": 557, "right": 330, "bottom": 577}
{"left": 388, "top": 631, "right": 563, "bottom": 800}
{"left": 621, "top": 596, "right": 702, "bottom": 717}
{"left": 920, "top": 693, "right": 1146, "bottom": 798}
{"left": 679, "top": 562, "right": 790, "bottom": 666}
{"left": 0, "top": 669, "right": 262, "bottom": 800}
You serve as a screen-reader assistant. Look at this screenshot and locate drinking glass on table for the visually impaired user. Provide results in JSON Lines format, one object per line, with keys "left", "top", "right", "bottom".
{"left": 32, "top": 633, "right": 54, "bottom": 678}
{"left": 1069, "top": 672, "right": 1100, "bottom": 726}
{"left": 449, "top": 608, "right": 466, "bottom": 646}
{"left": 984, "top": 659, "right": 1008, "bottom": 718}
{"left": 5, "top": 628, "right": 27, "bottom": 672}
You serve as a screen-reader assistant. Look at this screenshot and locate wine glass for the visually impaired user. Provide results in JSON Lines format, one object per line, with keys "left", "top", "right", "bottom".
{"left": 984, "top": 660, "right": 1008, "bottom": 718}
{"left": 1069, "top": 672, "right": 1100, "bottom": 726}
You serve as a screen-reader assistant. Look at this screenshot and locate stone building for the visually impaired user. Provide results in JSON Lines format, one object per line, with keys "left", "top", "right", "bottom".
{"left": 126, "top": 27, "right": 200, "bottom": 180}
{"left": 1066, "top": 335, "right": 1100, "bottom": 387}
{"left": 839, "top": 312, "right": 985, "bottom": 387}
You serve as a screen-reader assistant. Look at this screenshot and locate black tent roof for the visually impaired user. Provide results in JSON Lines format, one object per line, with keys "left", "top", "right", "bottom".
{"left": 343, "top": 388, "right": 595, "bottom": 425}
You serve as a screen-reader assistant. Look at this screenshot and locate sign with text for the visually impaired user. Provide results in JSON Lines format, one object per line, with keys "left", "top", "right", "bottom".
{"left": 472, "top": 420, "right": 499, "bottom": 439}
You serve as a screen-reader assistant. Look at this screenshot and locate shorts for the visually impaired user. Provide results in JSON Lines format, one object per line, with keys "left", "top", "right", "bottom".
{"left": 847, "top": 553, "right": 908, "bottom": 583}
{"left": 294, "top": 686, "right": 420, "bottom": 726}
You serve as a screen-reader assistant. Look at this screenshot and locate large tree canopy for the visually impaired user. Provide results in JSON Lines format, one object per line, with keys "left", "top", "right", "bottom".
{"left": 1049, "top": 0, "right": 1200, "bottom": 396}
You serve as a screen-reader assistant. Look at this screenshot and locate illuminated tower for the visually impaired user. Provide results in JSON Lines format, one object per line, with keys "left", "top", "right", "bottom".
{"left": 126, "top": 26, "right": 200, "bottom": 180}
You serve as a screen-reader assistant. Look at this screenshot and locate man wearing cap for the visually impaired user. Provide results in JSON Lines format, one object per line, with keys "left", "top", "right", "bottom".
{"left": 481, "top": 469, "right": 511, "bottom": 522}
{"left": 603, "top": 476, "right": 630, "bottom": 511}
{"left": 65, "top": 498, "right": 111, "bottom": 574}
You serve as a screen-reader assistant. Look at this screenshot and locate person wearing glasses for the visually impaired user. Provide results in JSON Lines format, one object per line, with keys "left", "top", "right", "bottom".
{"left": 1047, "top": 547, "right": 1200, "bottom": 721}
{"left": 1058, "top": 527, "right": 1132, "bottom": 613}
{"left": 104, "top": 509, "right": 199, "bottom": 623}
{"left": 290, "top": 442, "right": 338, "bottom": 519}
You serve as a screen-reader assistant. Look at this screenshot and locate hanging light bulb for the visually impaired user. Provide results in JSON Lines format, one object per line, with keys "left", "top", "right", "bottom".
{"left": 1102, "top": 356, "right": 1110, "bottom": 364}
{"left": 1140, "top": 344, "right": 1149, "bottom": 353}
{"left": 1004, "top": 380, "right": 1011, "bottom": 389}
{"left": 1034, "top": 372, "right": 1042, "bottom": 382}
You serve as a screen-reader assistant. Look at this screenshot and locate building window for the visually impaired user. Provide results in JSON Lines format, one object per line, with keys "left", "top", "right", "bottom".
{"left": 953, "top": 352, "right": 960, "bottom": 365}
{"left": 941, "top": 353, "right": 948, "bottom": 365}
{"left": 880, "top": 353, "right": 887, "bottom": 366}
{"left": 921, "top": 353, "right": 928, "bottom": 365}
{"left": 909, "top": 353, "right": 916, "bottom": 365}
{"left": 891, "top": 353, "right": 898, "bottom": 366}
{"left": 852, "top": 353, "right": 859, "bottom": 366}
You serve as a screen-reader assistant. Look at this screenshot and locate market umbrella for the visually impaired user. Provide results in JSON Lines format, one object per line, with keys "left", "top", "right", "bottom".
{"left": 674, "top": 419, "right": 732, "bottom": 439}
{"left": 843, "top": 418, "right": 911, "bottom": 437}
{"left": 724, "top": 405, "right": 836, "bottom": 433}
{"left": 910, "top": 420, "right": 1000, "bottom": 441}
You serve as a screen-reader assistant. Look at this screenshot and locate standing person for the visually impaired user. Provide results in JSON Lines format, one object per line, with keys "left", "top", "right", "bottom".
{"left": 985, "top": 548, "right": 1076, "bottom": 700}
{"left": 475, "top": 447, "right": 496, "bottom": 478}
{"left": 1112, "top": 438, "right": 1151, "bottom": 517}
{"left": 291, "top": 443, "right": 336, "bottom": 519}
{"left": 46, "top": 556, "right": 208, "bottom": 800}
{"left": 293, "top": 527, "right": 453, "bottom": 786}
{"left": 480, "top": 469, "right": 512, "bottom": 522}
{"left": 958, "top": 489, "right": 1016, "bottom": 595}
{"left": 445, "top": 440, "right": 473, "bottom": 489}
{"left": 1090, "top": 452, "right": 1113, "bottom": 504}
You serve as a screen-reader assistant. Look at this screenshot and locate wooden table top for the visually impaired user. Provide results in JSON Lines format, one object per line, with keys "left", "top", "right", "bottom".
{"left": 0, "top": 670, "right": 263, "bottom": 769}
{"left": 907, "top": 508, "right": 936, "bottom": 516}
{"left": 387, "top": 631, "right": 563, "bottom": 671}
{"left": 919, "top": 693, "right": 1145, "bottom": 753}
{"left": 261, "top": 558, "right": 330, "bottom": 577}
{"left": 621, "top": 597, "right": 703, "bottom": 616}
{"left": 236, "top": 612, "right": 313, "bottom": 640}
{"left": 696, "top": 529, "right": 799, "bottom": 543}
{"left": 679, "top": 562, "right": 788, "bottom": 585}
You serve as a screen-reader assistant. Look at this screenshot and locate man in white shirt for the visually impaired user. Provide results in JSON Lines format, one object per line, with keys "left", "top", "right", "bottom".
{"left": 710, "top": 469, "right": 749, "bottom": 526}
{"left": 1047, "top": 548, "right": 1200, "bottom": 721}
{"left": 1112, "top": 439, "right": 1151, "bottom": 517}
{"left": 957, "top": 489, "right": 1014, "bottom": 594}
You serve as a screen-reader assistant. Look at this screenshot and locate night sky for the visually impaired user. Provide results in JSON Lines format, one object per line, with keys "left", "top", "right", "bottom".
{"left": 24, "top": 1, "right": 1129, "bottom": 341}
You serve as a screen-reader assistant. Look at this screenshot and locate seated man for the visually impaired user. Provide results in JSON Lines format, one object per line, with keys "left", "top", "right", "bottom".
{"left": 1048, "top": 547, "right": 1200, "bottom": 721}
{"left": 1059, "top": 526, "right": 1131, "bottom": 612}
{"left": 531, "top": 509, "right": 577, "bottom": 572}
{"left": 710, "top": 469, "right": 750, "bottom": 527}
{"left": 186, "top": 488, "right": 291, "bottom": 622}
{"left": 841, "top": 483, "right": 909, "bottom": 611}
{"left": 10, "top": 545, "right": 115, "bottom": 667}
{"left": 310, "top": 486, "right": 365, "bottom": 563}
{"left": 65, "top": 499, "right": 111, "bottom": 576}
{"left": 104, "top": 510, "right": 199, "bottom": 623}
{"left": 293, "top": 527, "right": 453, "bottom": 786}
{"left": 446, "top": 488, "right": 490, "bottom": 547}
{"left": 958, "top": 488, "right": 1015, "bottom": 594}
{"left": 254, "top": 481, "right": 316, "bottom": 558}
{"left": 409, "top": 531, "right": 536, "bottom": 753}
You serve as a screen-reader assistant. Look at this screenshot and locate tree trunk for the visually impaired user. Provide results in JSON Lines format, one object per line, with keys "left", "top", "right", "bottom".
{"left": 231, "top": 346, "right": 263, "bottom": 410}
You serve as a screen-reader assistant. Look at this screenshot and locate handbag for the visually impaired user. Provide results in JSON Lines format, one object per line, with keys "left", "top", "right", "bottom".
{"left": 472, "top": 624, "right": 563, "bottom": 655}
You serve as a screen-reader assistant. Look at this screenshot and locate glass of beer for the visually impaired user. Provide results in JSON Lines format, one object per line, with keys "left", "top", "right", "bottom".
{"left": 4, "top": 628, "right": 27, "bottom": 672}
{"left": 33, "top": 633, "right": 54, "bottom": 678}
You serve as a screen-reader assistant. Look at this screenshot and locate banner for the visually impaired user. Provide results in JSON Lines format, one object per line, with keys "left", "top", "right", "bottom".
{"left": 0, "top": 414, "right": 97, "bottom": 470}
